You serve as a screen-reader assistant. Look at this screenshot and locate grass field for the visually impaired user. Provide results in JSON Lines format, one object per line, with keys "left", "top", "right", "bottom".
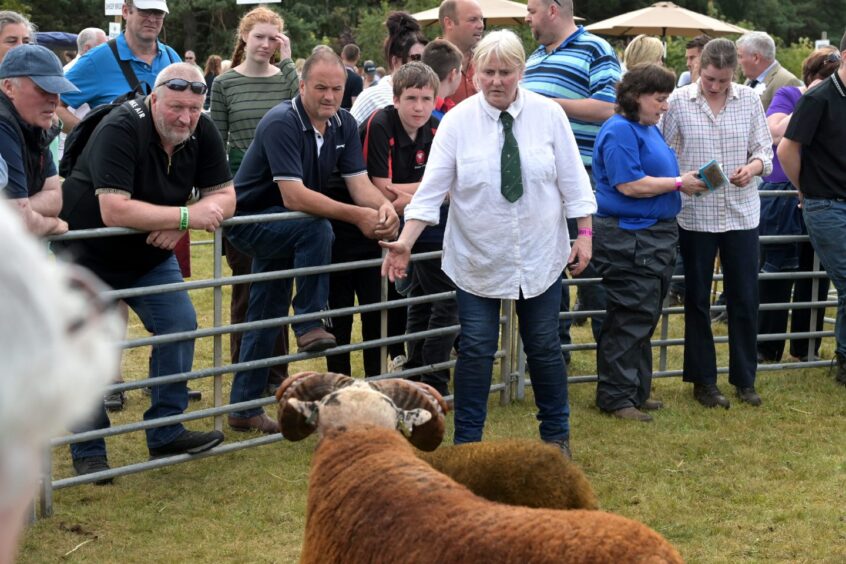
{"left": 17, "top": 236, "right": 846, "bottom": 563}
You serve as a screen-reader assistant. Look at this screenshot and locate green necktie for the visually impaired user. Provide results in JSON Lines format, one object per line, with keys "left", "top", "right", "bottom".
{"left": 499, "top": 111, "right": 523, "bottom": 203}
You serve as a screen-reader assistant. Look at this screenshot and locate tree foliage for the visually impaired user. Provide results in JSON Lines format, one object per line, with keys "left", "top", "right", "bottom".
{"left": 17, "top": 0, "right": 846, "bottom": 66}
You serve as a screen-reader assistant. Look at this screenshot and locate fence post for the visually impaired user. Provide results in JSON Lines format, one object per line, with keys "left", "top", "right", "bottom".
{"left": 659, "top": 301, "right": 670, "bottom": 374}
{"left": 380, "top": 248, "right": 388, "bottom": 374}
{"left": 213, "top": 229, "right": 223, "bottom": 432}
{"left": 39, "top": 447, "right": 53, "bottom": 518}
{"left": 499, "top": 300, "right": 515, "bottom": 405}
{"left": 807, "top": 250, "right": 822, "bottom": 361}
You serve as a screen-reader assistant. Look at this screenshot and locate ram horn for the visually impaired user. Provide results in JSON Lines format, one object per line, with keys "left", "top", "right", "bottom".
{"left": 371, "top": 379, "right": 447, "bottom": 451}
{"left": 276, "top": 372, "right": 354, "bottom": 440}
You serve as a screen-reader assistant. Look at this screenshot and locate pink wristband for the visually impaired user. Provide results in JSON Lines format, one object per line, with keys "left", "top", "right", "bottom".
{"left": 578, "top": 228, "right": 593, "bottom": 238}
{"left": 674, "top": 176, "right": 683, "bottom": 191}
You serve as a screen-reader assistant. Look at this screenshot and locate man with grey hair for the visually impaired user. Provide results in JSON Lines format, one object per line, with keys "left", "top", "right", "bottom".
{"left": 56, "top": 62, "right": 234, "bottom": 479}
{"left": 0, "top": 44, "right": 76, "bottom": 236}
{"left": 737, "top": 31, "right": 801, "bottom": 110}
{"left": 438, "top": 0, "right": 483, "bottom": 104}
{"left": 224, "top": 48, "right": 399, "bottom": 433}
{"left": 64, "top": 27, "right": 107, "bottom": 71}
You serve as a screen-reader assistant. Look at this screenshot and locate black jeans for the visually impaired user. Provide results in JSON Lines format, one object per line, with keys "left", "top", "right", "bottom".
{"left": 679, "top": 227, "right": 758, "bottom": 388}
{"left": 404, "top": 244, "right": 459, "bottom": 396}
{"left": 326, "top": 241, "right": 405, "bottom": 376}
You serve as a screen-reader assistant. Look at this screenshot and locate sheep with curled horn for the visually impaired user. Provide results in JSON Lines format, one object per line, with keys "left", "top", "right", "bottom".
{"left": 277, "top": 372, "right": 684, "bottom": 564}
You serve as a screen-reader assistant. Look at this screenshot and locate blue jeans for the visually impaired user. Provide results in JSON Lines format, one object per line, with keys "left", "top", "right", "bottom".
{"left": 225, "top": 208, "right": 334, "bottom": 418}
{"left": 71, "top": 256, "right": 198, "bottom": 459}
{"left": 803, "top": 197, "right": 846, "bottom": 357}
{"left": 454, "top": 282, "right": 568, "bottom": 444}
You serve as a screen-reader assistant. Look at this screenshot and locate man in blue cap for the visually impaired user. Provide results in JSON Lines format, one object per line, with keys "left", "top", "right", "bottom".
{"left": 0, "top": 44, "right": 77, "bottom": 236}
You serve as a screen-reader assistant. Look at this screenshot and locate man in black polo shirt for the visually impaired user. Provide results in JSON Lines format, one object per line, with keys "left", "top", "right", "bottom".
{"left": 779, "top": 32, "right": 846, "bottom": 386}
{"left": 225, "top": 47, "right": 398, "bottom": 434}
{"left": 58, "top": 63, "right": 235, "bottom": 479}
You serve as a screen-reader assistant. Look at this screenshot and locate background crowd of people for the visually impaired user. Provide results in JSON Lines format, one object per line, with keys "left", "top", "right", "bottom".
{"left": 1, "top": 0, "right": 845, "bottom": 503}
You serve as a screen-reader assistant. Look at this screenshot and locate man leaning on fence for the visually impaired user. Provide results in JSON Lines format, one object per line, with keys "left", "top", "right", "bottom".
{"left": 778, "top": 31, "right": 846, "bottom": 387}
{"left": 0, "top": 45, "right": 73, "bottom": 236}
{"left": 55, "top": 63, "right": 235, "bottom": 481}
{"left": 224, "top": 47, "right": 399, "bottom": 434}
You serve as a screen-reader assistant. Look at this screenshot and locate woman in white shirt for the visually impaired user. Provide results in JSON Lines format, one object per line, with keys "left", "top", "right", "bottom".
{"left": 381, "top": 30, "right": 596, "bottom": 457}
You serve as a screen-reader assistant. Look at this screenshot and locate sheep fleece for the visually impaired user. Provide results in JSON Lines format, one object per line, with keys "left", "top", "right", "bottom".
{"left": 300, "top": 427, "right": 683, "bottom": 564}
{"left": 417, "top": 440, "right": 598, "bottom": 510}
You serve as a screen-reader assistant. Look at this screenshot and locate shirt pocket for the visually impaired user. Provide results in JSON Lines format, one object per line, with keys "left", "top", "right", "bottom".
{"left": 524, "top": 146, "right": 556, "bottom": 185}
{"left": 456, "top": 155, "right": 491, "bottom": 191}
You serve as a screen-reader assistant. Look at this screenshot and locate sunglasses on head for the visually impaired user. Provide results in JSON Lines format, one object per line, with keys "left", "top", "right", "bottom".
{"left": 157, "top": 78, "right": 208, "bottom": 95}
{"left": 824, "top": 52, "right": 842, "bottom": 64}
{"left": 408, "top": 53, "right": 422, "bottom": 62}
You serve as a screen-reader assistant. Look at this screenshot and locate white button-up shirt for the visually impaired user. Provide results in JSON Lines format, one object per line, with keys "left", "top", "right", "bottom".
{"left": 404, "top": 87, "right": 596, "bottom": 299}
{"left": 660, "top": 81, "right": 773, "bottom": 233}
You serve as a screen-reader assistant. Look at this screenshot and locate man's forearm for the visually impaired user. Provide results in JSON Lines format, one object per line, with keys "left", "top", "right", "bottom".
{"left": 556, "top": 98, "right": 614, "bottom": 123}
{"left": 29, "top": 177, "right": 62, "bottom": 216}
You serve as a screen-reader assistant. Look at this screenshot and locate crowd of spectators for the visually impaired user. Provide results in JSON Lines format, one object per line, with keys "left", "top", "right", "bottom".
{"left": 1, "top": 0, "right": 845, "bottom": 494}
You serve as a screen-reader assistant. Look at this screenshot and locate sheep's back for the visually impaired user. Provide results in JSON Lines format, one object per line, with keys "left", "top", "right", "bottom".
{"left": 301, "top": 428, "right": 683, "bottom": 564}
{"left": 418, "top": 439, "right": 599, "bottom": 510}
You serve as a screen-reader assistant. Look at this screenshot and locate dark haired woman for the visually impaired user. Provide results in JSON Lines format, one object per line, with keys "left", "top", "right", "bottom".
{"left": 350, "top": 11, "right": 428, "bottom": 125}
{"left": 203, "top": 54, "right": 222, "bottom": 110}
{"left": 592, "top": 63, "right": 707, "bottom": 421}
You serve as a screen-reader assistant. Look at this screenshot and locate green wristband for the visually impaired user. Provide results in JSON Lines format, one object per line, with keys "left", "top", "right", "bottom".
{"left": 179, "top": 206, "right": 189, "bottom": 231}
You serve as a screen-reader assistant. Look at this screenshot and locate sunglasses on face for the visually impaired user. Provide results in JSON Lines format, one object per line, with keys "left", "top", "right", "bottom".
{"left": 136, "top": 8, "right": 166, "bottom": 20}
{"left": 157, "top": 78, "right": 208, "bottom": 95}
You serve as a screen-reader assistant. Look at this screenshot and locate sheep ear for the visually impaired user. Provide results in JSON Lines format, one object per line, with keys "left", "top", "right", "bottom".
{"left": 288, "top": 398, "right": 319, "bottom": 426}
{"left": 397, "top": 408, "right": 432, "bottom": 435}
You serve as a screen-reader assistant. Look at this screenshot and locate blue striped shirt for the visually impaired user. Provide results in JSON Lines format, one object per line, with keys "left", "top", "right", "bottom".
{"left": 522, "top": 26, "right": 621, "bottom": 166}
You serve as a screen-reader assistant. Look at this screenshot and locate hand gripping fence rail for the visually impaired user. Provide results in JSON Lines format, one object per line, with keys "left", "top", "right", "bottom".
{"left": 33, "top": 189, "right": 834, "bottom": 518}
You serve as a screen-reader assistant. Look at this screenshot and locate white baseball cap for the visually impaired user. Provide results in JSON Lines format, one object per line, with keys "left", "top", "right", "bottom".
{"left": 133, "top": 0, "right": 169, "bottom": 14}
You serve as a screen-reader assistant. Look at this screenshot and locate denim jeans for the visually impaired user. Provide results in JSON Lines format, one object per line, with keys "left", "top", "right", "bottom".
{"left": 71, "top": 255, "right": 198, "bottom": 459}
{"left": 803, "top": 197, "right": 846, "bottom": 357}
{"left": 225, "top": 208, "right": 334, "bottom": 418}
{"left": 454, "top": 282, "right": 568, "bottom": 444}
{"left": 679, "top": 227, "right": 758, "bottom": 388}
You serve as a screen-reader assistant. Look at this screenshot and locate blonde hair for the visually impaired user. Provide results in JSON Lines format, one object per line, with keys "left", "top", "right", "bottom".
{"left": 472, "top": 29, "right": 525, "bottom": 73}
{"left": 623, "top": 35, "right": 664, "bottom": 68}
{"left": 230, "top": 7, "right": 284, "bottom": 67}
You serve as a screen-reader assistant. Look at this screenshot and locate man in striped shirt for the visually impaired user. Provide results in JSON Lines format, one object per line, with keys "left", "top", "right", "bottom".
{"left": 522, "top": 0, "right": 620, "bottom": 351}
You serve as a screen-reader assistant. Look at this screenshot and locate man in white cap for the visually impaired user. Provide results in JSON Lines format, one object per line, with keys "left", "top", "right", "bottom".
{"left": 0, "top": 44, "right": 78, "bottom": 235}
{"left": 57, "top": 0, "right": 179, "bottom": 131}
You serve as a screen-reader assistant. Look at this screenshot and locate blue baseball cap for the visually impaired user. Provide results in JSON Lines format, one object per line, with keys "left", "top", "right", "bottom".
{"left": 0, "top": 44, "right": 79, "bottom": 94}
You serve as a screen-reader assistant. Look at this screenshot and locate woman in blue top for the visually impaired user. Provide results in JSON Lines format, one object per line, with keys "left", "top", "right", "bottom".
{"left": 591, "top": 63, "right": 707, "bottom": 422}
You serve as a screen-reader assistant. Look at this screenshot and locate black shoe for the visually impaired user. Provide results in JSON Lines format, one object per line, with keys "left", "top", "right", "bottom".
{"left": 736, "top": 386, "right": 762, "bottom": 406}
{"left": 72, "top": 456, "right": 114, "bottom": 485}
{"left": 693, "top": 383, "right": 730, "bottom": 409}
{"left": 544, "top": 438, "right": 571, "bottom": 460}
{"left": 104, "top": 390, "right": 125, "bottom": 412}
{"left": 148, "top": 430, "right": 224, "bottom": 458}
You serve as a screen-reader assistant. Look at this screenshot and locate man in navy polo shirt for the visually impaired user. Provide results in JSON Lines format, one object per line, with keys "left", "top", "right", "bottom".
{"left": 224, "top": 47, "right": 399, "bottom": 434}
{"left": 56, "top": 0, "right": 179, "bottom": 131}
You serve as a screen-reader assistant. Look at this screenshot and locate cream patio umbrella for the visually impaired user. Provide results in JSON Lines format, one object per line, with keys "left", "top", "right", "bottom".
{"left": 411, "top": 0, "right": 582, "bottom": 28}
{"left": 585, "top": 1, "right": 748, "bottom": 38}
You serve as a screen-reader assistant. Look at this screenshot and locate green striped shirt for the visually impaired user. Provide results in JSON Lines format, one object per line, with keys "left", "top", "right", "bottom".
{"left": 209, "top": 59, "right": 298, "bottom": 152}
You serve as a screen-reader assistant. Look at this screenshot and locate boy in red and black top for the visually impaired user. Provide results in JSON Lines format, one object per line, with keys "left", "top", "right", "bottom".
{"left": 371, "top": 59, "right": 460, "bottom": 396}
{"left": 423, "top": 39, "right": 463, "bottom": 120}
{"left": 323, "top": 62, "right": 442, "bottom": 376}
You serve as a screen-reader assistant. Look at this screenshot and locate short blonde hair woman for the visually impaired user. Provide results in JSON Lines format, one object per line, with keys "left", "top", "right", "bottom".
{"left": 623, "top": 34, "right": 664, "bottom": 69}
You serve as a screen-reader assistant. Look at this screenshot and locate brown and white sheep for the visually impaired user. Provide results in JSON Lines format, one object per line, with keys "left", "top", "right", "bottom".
{"left": 277, "top": 372, "right": 684, "bottom": 564}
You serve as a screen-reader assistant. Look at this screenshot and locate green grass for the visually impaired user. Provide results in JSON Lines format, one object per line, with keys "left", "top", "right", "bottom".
{"left": 18, "top": 236, "right": 846, "bottom": 563}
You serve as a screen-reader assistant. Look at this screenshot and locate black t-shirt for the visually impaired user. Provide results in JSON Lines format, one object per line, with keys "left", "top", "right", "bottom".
{"left": 58, "top": 100, "right": 231, "bottom": 287}
{"left": 325, "top": 105, "right": 440, "bottom": 256}
{"left": 784, "top": 72, "right": 846, "bottom": 199}
{"left": 341, "top": 66, "right": 364, "bottom": 110}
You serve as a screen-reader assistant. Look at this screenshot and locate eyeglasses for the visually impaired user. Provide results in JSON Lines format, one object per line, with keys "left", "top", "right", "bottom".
{"left": 551, "top": 0, "right": 562, "bottom": 6}
{"left": 136, "top": 8, "right": 166, "bottom": 20}
{"left": 157, "top": 78, "right": 208, "bottom": 95}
